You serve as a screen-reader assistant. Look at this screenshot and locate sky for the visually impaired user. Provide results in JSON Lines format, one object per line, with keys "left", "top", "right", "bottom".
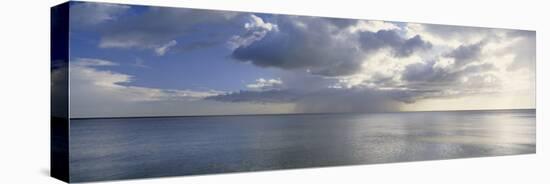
{"left": 66, "top": 2, "right": 536, "bottom": 118}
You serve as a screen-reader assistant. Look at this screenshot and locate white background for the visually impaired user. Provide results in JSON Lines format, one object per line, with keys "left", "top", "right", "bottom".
{"left": 0, "top": 0, "right": 547, "bottom": 183}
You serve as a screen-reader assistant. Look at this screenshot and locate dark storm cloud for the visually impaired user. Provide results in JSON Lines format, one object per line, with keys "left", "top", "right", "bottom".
{"left": 231, "top": 16, "right": 431, "bottom": 77}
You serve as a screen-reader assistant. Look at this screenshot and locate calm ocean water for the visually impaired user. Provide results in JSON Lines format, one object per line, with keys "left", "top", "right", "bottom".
{"left": 69, "top": 109, "right": 535, "bottom": 182}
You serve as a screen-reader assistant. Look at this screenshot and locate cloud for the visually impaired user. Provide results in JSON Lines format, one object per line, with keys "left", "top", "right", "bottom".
{"left": 221, "top": 15, "right": 534, "bottom": 112}
{"left": 69, "top": 58, "right": 300, "bottom": 117}
{"left": 245, "top": 14, "right": 278, "bottom": 31}
{"left": 400, "top": 59, "right": 495, "bottom": 85}
{"left": 404, "top": 23, "right": 502, "bottom": 47}
{"left": 332, "top": 26, "right": 533, "bottom": 107}
{"left": 72, "top": 58, "right": 119, "bottom": 66}
{"left": 231, "top": 15, "right": 430, "bottom": 76}
{"left": 69, "top": 4, "right": 535, "bottom": 115}
{"left": 70, "top": 58, "right": 222, "bottom": 102}
{"left": 231, "top": 16, "right": 366, "bottom": 76}
{"left": 228, "top": 14, "right": 278, "bottom": 49}
{"left": 69, "top": 57, "right": 218, "bottom": 116}
{"left": 206, "top": 87, "right": 404, "bottom": 113}
{"left": 70, "top": 2, "right": 130, "bottom": 26}
{"left": 215, "top": 21, "right": 530, "bottom": 111}
{"left": 205, "top": 90, "right": 302, "bottom": 104}
{"left": 401, "top": 60, "right": 441, "bottom": 82}
{"left": 246, "top": 78, "right": 284, "bottom": 91}
{"left": 154, "top": 40, "right": 177, "bottom": 56}
{"left": 444, "top": 42, "right": 484, "bottom": 67}
{"left": 97, "top": 7, "right": 243, "bottom": 54}
{"left": 349, "top": 20, "right": 400, "bottom": 32}
{"left": 358, "top": 30, "right": 432, "bottom": 57}
{"left": 393, "top": 55, "right": 505, "bottom": 105}
{"left": 504, "top": 31, "right": 536, "bottom": 71}
{"left": 69, "top": 58, "right": 228, "bottom": 117}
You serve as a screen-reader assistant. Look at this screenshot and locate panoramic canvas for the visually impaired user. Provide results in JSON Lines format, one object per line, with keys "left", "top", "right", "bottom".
{"left": 51, "top": 1, "right": 536, "bottom": 183}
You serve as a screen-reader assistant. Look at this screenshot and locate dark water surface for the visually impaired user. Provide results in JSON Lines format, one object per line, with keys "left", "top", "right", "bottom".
{"left": 69, "top": 109, "right": 535, "bottom": 182}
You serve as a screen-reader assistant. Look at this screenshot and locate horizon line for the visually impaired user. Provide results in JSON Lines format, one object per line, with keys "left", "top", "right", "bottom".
{"left": 69, "top": 108, "right": 536, "bottom": 120}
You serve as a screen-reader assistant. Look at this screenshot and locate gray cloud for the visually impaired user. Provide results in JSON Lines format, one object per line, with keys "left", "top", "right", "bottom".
{"left": 400, "top": 59, "right": 499, "bottom": 102}
{"left": 445, "top": 42, "right": 484, "bottom": 67}
{"left": 232, "top": 16, "right": 431, "bottom": 77}
{"left": 232, "top": 16, "right": 364, "bottom": 76}
{"left": 394, "top": 28, "right": 534, "bottom": 104}
{"left": 403, "top": 60, "right": 496, "bottom": 84}
{"left": 225, "top": 16, "right": 516, "bottom": 110}
{"left": 505, "top": 31, "right": 536, "bottom": 71}
{"left": 401, "top": 60, "right": 441, "bottom": 82}
{"left": 359, "top": 30, "right": 432, "bottom": 57}
{"left": 206, "top": 88, "right": 403, "bottom": 113}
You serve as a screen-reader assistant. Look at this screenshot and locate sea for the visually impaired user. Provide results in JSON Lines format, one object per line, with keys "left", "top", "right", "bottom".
{"left": 69, "top": 109, "right": 535, "bottom": 182}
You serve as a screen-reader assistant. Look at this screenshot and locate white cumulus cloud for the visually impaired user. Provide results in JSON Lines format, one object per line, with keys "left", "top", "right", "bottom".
{"left": 154, "top": 40, "right": 177, "bottom": 56}
{"left": 246, "top": 78, "right": 284, "bottom": 91}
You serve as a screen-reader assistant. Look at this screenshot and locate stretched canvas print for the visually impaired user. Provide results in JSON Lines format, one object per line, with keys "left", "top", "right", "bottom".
{"left": 51, "top": 1, "right": 536, "bottom": 183}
